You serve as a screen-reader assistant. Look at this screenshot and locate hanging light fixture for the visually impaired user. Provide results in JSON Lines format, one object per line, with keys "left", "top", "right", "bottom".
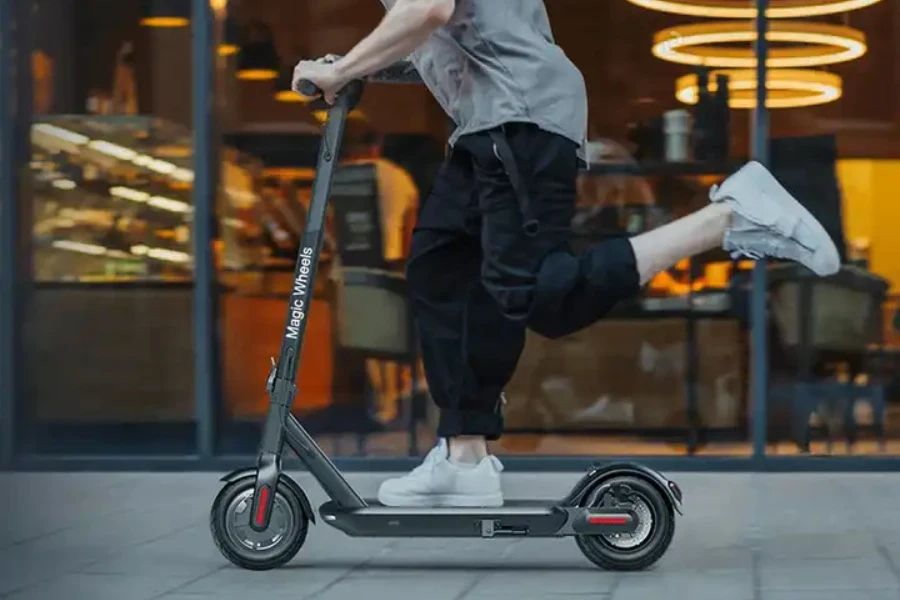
{"left": 274, "top": 67, "right": 305, "bottom": 102}
{"left": 626, "top": 0, "right": 884, "bottom": 19}
{"left": 237, "top": 20, "right": 280, "bottom": 80}
{"left": 675, "top": 69, "right": 843, "bottom": 109}
{"left": 219, "top": 15, "right": 240, "bottom": 56}
{"left": 140, "top": 0, "right": 190, "bottom": 28}
{"left": 653, "top": 21, "right": 866, "bottom": 69}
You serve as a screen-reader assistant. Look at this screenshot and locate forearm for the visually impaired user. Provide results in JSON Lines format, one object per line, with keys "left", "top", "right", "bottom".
{"left": 334, "top": 0, "right": 451, "bottom": 83}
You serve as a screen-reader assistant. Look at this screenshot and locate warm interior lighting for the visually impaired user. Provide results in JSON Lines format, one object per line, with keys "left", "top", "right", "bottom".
{"left": 142, "top": 15, "right": 188, "bottom": 28}
{"left": 312, "top": 109, "right": 366, "bottom": 123}
{"left": 219, "top": 14, "right": 241, "bottom": 57}
{"left": 32, "top": 122, "right": 195, "bottom": 183}
{"left": 140, "top": 16, "right": 189, "bottom": 27}
{"left": 140, "top": 0, "right": 190, "bottom": 27}
{"left": 653, "top": 21, "right": 866, "bottom": 68}
{"left": 676, "top": 69, "right": 843, "bottom": 109}
{"left": 238, "top": 68, "right": 278, "bottom": 81}
{"left": 237, "top": 21, "right": 280, "bottom": 81}
{"left": 627, "top": 0, "right": 884, "bottom": 19}
{"left": 219, "top": 43, "right": 239, "bottom": 56}
{"left": 275, "top": 90, "right": 305, "bottom": 102}
{"left": 273, "top": 67, "right": 312, "bottom": 103}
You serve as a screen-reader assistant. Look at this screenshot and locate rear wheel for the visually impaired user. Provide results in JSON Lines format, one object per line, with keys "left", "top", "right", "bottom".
{"left": 210, "top": 478, "right": 309, "bottom": 571}
{"left": 575, "top": 475, "right": 675, "bottom": 571}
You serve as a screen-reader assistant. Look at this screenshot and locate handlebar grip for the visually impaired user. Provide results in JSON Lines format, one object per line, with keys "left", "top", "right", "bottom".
{"left": 297, "top": 80, "right": 321, "bottom": 98}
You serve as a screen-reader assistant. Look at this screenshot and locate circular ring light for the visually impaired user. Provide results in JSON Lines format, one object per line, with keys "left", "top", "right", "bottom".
{"left": 653, "top": 21, "right": 866, "bottom": 69}
{"left": 627, "top": 0, "right": 883, "bottom": 19}
{"left": 675, "top": 69, "right": 843, "bottom": 109}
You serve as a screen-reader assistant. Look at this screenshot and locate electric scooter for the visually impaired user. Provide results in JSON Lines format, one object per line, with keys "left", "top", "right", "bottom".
{"left": 210, "top": 62, "right": 683, "bottom": 572}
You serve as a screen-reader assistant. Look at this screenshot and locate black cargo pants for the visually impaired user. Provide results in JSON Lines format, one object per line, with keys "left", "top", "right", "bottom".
{"left": 406, "top": 123, "right": 640, "bottom": 440}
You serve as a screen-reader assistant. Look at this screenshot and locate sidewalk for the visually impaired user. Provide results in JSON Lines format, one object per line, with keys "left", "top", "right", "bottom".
{"left": 2, "top": 471, "right": 900, "bottom": 599}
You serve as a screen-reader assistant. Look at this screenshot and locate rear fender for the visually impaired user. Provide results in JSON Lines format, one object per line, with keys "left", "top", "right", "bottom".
{"left": 560, "top": 462, "right": 683, "bottom": 515}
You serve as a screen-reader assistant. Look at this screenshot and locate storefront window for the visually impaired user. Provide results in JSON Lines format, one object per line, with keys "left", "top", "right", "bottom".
{"left": 214, "top": 0, "right": 447, "bottom": 456}
{"left": 212, "top": 0, "right": 757, "bottom": 458}
{"left": 9, "top": 0, "right": 898, "bottom": 463}
{"left": 19, "top": 0, "right": 198, "bottom": 453}
{"left": 495, "top": 1, "right": 755, "bottom": 457}
{"left": 761, "top": 0, "right": 900, "bottom": 456}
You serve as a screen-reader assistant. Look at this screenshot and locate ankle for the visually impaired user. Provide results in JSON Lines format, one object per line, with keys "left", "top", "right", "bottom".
{"left": 447, "top": 436, "right": 488, "bottom": 464}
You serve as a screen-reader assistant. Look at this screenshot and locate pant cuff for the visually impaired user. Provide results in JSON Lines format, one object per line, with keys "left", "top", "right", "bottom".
{"left": 437, "top": 408, "right": 505, "bottom": 441}
{"left": 599, "top": 235, "right": 641, "bottom": 297}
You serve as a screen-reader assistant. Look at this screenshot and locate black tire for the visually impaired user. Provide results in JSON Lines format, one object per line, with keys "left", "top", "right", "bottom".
{"left": 575, "top": 475, "right": 675, "bottom": 571}
{"left": 210, "top": 477, "right": 310, "bottom": 571}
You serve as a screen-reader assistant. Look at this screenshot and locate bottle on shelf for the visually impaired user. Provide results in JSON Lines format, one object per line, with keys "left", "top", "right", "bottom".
{"left": 692, "top": 67, "right": 712, "bottom": 161}
{"left": 712, "top": 73, "right": 731, "bottom": 161}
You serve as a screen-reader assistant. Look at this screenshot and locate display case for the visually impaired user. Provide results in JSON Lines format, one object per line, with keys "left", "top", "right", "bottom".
{"left": 29, "top": 115, "right": 265, "bottom": 282}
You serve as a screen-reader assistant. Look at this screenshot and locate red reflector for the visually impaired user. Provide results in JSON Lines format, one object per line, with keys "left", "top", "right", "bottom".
{"left": 255, "top": 486, "right": 270, "bottom": 526}
{"left": 588, "top": 515, "right": 629, "bottom": 525}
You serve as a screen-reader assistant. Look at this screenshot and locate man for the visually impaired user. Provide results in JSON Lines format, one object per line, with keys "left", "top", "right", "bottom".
{"left": 338, "top": 116, "right": 419, "bottom": 269}
{"left": 293, "top": 0, "right": 839, "bottom": 508}
{"left": 336, "top": 116, "right": 424, "bottom": 423}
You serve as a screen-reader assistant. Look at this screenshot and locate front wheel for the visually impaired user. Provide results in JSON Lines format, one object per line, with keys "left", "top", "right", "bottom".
{"left": 210, "top": 477, "right": 310, "bottom": 571}
{"left": 575, "top": 475, "right": 675, "bottom": 571}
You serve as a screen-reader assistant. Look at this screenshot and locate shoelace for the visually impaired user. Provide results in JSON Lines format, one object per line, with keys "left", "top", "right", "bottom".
{"left": 728, "top": 230, "right": 801, "bottom": 262}
{"left": 730, "top": 248, "right": 763, "bottom": 261}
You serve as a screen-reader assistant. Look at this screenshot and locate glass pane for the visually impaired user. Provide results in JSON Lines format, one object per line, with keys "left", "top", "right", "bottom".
{"left": 216, "top": 0, "right": 443, "bottom": 457}
{"left": 498, "top": 0, "right": 753, "bottom": 457}
{"left": 763, "top": 1, "right": 900, "bottom": 456}
{"left": 20, "top": 0, "right": 196, "bottom": 454}
{"left": 217, "top": 0, "right": 757, "bottom": 458}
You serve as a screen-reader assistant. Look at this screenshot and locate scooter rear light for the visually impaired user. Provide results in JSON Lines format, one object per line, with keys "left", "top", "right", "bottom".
{"left": 587, "top": 515, "right": 630, "bottom": 525}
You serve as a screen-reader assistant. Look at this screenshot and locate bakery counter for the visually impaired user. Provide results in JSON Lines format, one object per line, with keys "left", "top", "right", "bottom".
{"left": 504, "top": 294, "right": 747, "bottom": 449}
{"left": 220, "top": 267, "right": 337, "bottom": 420}
{"left": 24, "top": 269, "right": 340, "bottom": 424}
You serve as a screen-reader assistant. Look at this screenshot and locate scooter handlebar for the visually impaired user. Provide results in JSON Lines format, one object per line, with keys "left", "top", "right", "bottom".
{"left": 295, "top": 57, "right": 420, "bottom": 98}
{"left": 296, "top": 80, "right": 322, "bottom": 99}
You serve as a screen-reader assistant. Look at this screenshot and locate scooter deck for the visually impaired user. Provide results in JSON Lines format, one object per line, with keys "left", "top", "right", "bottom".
{"left": 318, "top": 499, "right": 636, "bottom": 538}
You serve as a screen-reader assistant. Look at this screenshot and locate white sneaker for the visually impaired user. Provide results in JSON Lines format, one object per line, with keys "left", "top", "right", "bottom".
{"left": 376, "top": 440, "right": 504, "bottom": 507}
{"left": 711, "top": 161, "right": 840, "bottom": 277}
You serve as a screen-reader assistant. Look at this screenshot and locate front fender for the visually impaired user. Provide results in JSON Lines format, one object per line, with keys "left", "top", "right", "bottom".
{"left": 220, "top": 468, "right": 316, "bottom": 525}
{"left": 561, "top": 462, "right": 683, "bottom": 515}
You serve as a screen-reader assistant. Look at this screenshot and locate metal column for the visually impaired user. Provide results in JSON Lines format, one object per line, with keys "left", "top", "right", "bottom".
{"left": 750, "top": 0, "right": 770, "bottom": 461}
{"left": 192, "top": 0, "right": 220, "bottom": 459}
{"left": 0, "top": 0, "right": 16, "bottom": 467}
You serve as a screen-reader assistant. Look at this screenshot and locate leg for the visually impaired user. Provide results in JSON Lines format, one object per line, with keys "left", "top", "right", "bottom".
{"left": 629, "top": 204, "right": 732, "bottom": 285}
{"left": 407, "top": 230, "right": 525, "bottom": 442}
{"left": 631, "top": 161, "right": 840, "bottom": 284}
{"left": 377, "top": 156, "right": 517, "bottom": 507}
{"left": 463, "top": 124, "right": 839, "bottom": 340}
{"left": 460, "top": 123, "right": 642, "bottom": 339}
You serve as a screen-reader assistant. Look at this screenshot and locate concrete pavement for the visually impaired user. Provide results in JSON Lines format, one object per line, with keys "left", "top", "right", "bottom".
{"left": 2, "top": 471, "right": 900, "bottom": 599}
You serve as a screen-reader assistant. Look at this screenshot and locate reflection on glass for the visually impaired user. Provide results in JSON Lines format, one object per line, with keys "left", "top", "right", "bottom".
{"left": 214, "top": 0, "right": 766, "bottom": 458}
{"left": 19, "top": 0, "right": 206, "bottom": 454}
{"left": 762, "top": 0, "right": 900, "bottom": 456}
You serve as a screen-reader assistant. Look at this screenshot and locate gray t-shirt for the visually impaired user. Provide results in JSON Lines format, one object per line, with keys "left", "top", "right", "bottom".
{"left": 378, "top": 0, "right": 587, "bottom": 155}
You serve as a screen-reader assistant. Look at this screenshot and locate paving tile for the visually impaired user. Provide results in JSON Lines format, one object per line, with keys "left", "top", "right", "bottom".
{"left": 468, "top": 570, "right": 616, "bottom": 598}
{"left": 762, "top": 591, "right": 900, "bottom": 600}
{"left": 3, "top": 472, "right": 900, "bottom": 600}
{"left": 310, "top": 573, "right": 478, "bottom": 600}
{"left": 1, "top": 573, "right": 197, "bottom": 600}
{"left": 613, "top": 568, "right": 754, "bottom": 600}
{"left": 759, "top": 558, "right": 899, "bottom": 591}
{"left": 175, "top": 565, "right": 349, "bottom": 597}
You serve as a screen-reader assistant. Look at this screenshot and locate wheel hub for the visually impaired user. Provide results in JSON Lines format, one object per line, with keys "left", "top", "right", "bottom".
{"left": 602, "top": 497, "right": 653, "bottom": 549}
{"left": 225, "top": 489, "right": 294, "bottom": 553}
